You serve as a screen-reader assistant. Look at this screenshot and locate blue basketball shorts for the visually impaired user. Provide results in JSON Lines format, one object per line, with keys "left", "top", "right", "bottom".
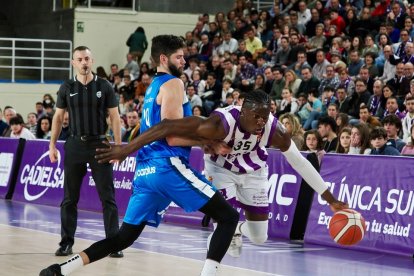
{"left": 123, "top": 156, "right": 216, "bottom": 227}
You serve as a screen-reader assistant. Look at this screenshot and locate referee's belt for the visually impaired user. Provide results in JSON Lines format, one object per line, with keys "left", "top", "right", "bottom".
{"left": 71, "top": 135, "right": 107, "bottom": 141}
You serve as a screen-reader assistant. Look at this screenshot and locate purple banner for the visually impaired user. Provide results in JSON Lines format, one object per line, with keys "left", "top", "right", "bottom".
{"left": 78, "top": 154, "right": 136, "bottom": 215}
{"left": 13, "top": 140, "right": 65, "bottom": 207}
{"left": 304, "top": 154, "right": 414, "bottom": 257}
{"left": 164, "top": 148, "right": 304, "bottom": 239}
{"left": 0, "top": 138, "right": 20, "bottom": 198}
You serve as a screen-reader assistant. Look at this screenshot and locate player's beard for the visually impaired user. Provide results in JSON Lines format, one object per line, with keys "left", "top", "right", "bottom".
{"left": 168, "top": 61, "right": 182, "bottom": 78}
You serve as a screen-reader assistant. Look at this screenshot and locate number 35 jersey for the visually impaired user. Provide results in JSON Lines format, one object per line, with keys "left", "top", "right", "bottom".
{"left": 207, "top": 105, "right": 278, "bottom": 173}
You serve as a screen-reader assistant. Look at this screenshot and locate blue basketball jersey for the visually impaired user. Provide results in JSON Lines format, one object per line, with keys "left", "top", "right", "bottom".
{"left": 137, "top": 73, "right": 192, "bottom": 161}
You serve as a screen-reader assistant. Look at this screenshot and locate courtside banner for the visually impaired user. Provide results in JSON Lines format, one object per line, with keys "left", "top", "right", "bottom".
{"left": 77, "top": 153, "right": 136, "bottom": 214}
{"left": 266, "top": 149, "right": 303, "bottom": 239}
{"left": 304, "top": 154, "right": 414, "bottom": 257}
{"left": 164, "top": 148, "right": 304, "bottom": 239}
{"left": 0, "top": 138, "right": 19, "bottom": 198}
{"left": 13, "top": 140, "right": 65, "bottom": 206}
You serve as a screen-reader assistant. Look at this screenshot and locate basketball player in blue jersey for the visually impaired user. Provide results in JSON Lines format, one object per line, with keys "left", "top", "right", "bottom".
{"left": 94, "top": 89, "right": 348, "bottom": 259}
{"left": 39, "top": 35, "right": 239, "bottom": 276}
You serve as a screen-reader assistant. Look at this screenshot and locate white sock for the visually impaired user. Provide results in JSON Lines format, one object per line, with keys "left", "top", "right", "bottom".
{"left": 60, "top": 254, "right": 84, "bottom": 275}
{"left": 200, "top": 259, "right": 219, "bottom": 276}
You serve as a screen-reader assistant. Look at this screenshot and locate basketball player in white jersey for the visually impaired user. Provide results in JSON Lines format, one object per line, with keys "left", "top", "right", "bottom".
{"left": 96, "top": 89, "right": 348, "bottom": 258}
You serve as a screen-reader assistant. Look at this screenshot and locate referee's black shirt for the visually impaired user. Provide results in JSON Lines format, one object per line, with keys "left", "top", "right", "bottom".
{"left": 56, "top": 74, "right": 118, "bottom": 136}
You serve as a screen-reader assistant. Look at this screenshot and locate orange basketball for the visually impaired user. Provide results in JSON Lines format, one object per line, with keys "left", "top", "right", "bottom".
{"left": 329, "top": 209, "right": 366, "bottom": 246}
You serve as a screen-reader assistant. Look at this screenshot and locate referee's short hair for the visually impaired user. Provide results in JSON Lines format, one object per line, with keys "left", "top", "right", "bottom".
{"left": 151, "top": 35, "right": 185, "bottom": 65}
{"left": 72, "top": 46, "right": 91, "bottom": 58}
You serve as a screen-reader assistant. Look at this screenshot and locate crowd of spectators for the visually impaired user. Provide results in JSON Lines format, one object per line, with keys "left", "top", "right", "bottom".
{"left": 2, "top": 0, "right": 414, "bottom": 157}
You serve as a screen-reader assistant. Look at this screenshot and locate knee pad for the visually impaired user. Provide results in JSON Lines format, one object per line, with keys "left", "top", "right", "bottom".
{"left": 240, "top": 220, "right": 268, "bottom": 244}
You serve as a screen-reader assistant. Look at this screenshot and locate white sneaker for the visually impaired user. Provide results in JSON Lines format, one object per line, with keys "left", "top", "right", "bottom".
{"left": 227, "top": 234, "right": 242, "bottom": 257}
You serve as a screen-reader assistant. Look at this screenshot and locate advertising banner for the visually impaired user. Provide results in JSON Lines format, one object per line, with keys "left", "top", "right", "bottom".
{"left": 0, "top": 138, "right": 20, "bottom": 198}
{"left": 13, "top": 140, "right": 65, "bottom": 207}
{"left": 304, "top": 154, "right": 414, "bottom": 257}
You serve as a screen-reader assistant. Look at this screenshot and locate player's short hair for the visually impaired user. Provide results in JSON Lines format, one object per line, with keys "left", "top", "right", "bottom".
{"left": 242, "top": 89, "right": 271, "bottom": 108}
{"left": 151, "top": 35, "right": 186, "bottom": 65}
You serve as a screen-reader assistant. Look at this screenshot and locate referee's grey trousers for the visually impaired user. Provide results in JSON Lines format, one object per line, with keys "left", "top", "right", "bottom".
{"left": 59, "top": 136, "right": 120, "bottom": 247}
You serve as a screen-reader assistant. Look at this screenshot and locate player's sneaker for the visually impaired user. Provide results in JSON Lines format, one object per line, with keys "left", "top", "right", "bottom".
{"left": 39, "top": 264, "right": 63, "bottom": 276}
{"left": 227, "top": 234, "right": 242, "bottom": 257}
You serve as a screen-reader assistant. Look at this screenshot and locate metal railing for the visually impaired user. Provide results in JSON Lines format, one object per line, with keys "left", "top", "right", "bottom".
{"left": 53, "top": 0, "right": 136, "bottom": 12}
{"left": 252, "top": 0, "right": 275, "bottom": 11}
{"left": 0, "top": 38, "right": 72, "bottom": 83}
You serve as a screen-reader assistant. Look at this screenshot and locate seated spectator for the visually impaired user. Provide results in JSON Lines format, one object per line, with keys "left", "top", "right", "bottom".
{"left": 370, "top": 127, "right": 401, "bottom": 156}
{"left": 191, "top": 69, "right": 206, "bottom": 94}
{"left": 296, "top": 66, "right": 320, "bottom": 97}
{"left": 124, "top": 53, "right": 139, "bottom": 80}
{"left": 402, "top": 96, "right": 414, "bottom": 142}
{"left": 368, "top": 80, "right": 385, "bottom": 118}
{"left": 96, "top": 66, "right": 108, "bottom": 80}
{"left": 383, "top": 114, "right": 406, "bottom": 152}
{"left": 382, "top": 96, "right": 405, "bottom": 120}
{"left": 269, "top": 67, "right": 285, "bottom": 102}
{"left": 283, "top": 69, "right": 302, "bottom": 96}
{"left": 9, "top": 115, "right": 35, "bottom": 140}
{"left": 277, "top": 88, "right": 298, "bottom": 116}
{"left": 349, "top": 123, "right": 372, "bottom": 155}
{"left": 348, "top": 78, "right": 371, "bottom": 119}
{"left": 36, "top": 115, "right": 52, "bottom": 140}
{"left": 296, "top": 93, "right": 311, "bottom": 124}
{"left": 221, "top": 79, "right": 234, "bottom": 106}
{"left": 192, "top": 105, "right": 205, "bottom": 117}
{"left": 279, "top": 113, "right": 304, "bottom": 149}
{"left": 122, "top": 110, "right": 140, "bottom": 142}
{"left": 318, "top": 64, "right": 340, "bottom": 94}
{"left": 401, "top": 124, "right": 414, "bottom": 155}
{"left": 119, "top": 75, "right": 135, "bottom": 100}
{"left": 187, "top": 84, "right": 203, "bottom": 109}
{"left": 35, "top": 101, "right": 45, "bottom": 118}
{"left": 334, "top": 87, "right": 350, "bottom": 114}
{"left": 336, "top": 112, "right": 350, "bottom": 134}
{"left": 335, "top": 127, "right": 351, "bottom": 154}
{"left": 302, "top": 129, "right": 326, "bottom": 164}
{"left": 303, "top": 89, "right": 323, "bottom": 130}
{"left": 317, "top": 116, "right": 338, "bottom": 152}
{"left": 352, "top": 104, "right": 382, "bottom": 129}
{"left": 2, "top": 107, "right": 17, "bottom": 137}
{"left": 26, "top": 112, "right": 38, "bottom": 136}
{"left": 201, "top": 72, "right": 222, "bottom": 114}
{"left": 135, "top": 73, "right": 151, "bottom": 98}
{"left": 58, "top": 111, "right": 70, "bottom": 141}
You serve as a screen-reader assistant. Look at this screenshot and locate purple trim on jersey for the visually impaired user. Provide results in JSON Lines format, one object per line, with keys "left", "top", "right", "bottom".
{"left": 211, "top": 111, "right": 230, "bottom": 136}
{"left": 223, "top": 160, "right": 233, "bottom": 171}
{"left": 229, "top": 108, "right": 239, "bottom": 121}
{"left": 233, "top": 158, "right": 247, "bottom": 173}
{"left": 243, "top": 154, "right": 261, "bottom": 171}
{"left": 257, "top": 147, "right": 268, "bottom": 161}
{"left": 238, "top": 201, "right": 269, "bottom": 214}
{"left": 266, "top": 117, "right": 278, "bottom": 147}
{"left": 210, "top": 154, "right": 219, "bottom": 162}
{"left": 243, "top": 131, "right": 250, "bottom": 139}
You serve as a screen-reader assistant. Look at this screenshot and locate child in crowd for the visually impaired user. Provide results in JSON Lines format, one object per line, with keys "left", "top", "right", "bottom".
{"left": 402, "top": 96, "right": 414, "bottom": 143}
{"left": 370, "top": 127, "right": 401, "bottom": 156}
{"left": 349, "top": 124, "right": 372, "bottom": 155}
{"left": 335, "top": 127, "right": 351, "bottom": 153}
{"left": 302, "top": 129, "right": 325, "bottom": 164}
{"left": 10, "top": 115, "right": 36, "bottom": 140}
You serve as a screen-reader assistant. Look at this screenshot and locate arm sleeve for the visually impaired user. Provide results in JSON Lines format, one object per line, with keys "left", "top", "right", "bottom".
{"left": 281, "top": 141, "right": 328, "bottom": 195}
{"left": 56, "top": 82, "right": 69, "bottom": 109}
{"left": 104, "top": 80, "right": 118, "bottom": 108}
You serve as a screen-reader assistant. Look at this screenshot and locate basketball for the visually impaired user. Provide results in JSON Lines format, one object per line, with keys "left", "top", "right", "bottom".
{"left": 329, "top": 209, "right": 366, "bottom": 246}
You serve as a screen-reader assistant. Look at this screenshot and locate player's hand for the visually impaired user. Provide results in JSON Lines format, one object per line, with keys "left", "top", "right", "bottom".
{"left": 95, "top": 140, "right": 128, "bottom": 164}
{"left": 49, "top": 146, "right": 58, "bottom": 163}
{"left": 203, "top": 141, "right": 231, "bottom": 155}
{"left": 329, "top": 200, "right": 349, "bottom": 213}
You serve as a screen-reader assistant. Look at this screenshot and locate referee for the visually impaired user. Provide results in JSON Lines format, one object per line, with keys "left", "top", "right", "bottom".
{"left": 49, "top": 46, "right": 123, "bottom": 258}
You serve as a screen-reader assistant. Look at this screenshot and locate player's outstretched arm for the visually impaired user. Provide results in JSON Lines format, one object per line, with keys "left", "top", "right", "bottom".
{"left": 95, "top": 115, "right": 225, "bottom": 163}
{"left": 270, "top": 121, "right": 348, "bottom": 212}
